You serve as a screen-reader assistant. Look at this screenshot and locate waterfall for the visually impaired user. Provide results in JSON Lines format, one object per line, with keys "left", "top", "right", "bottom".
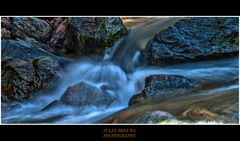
{"left": 2, "top": 17, "right": 238, "bottom": 124}
{"left": 110, "top": 17, "right": 181, "bottom": 72}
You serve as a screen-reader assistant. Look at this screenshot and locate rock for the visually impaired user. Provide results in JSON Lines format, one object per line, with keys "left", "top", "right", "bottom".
{"left": 1, "top": 39, "right": 64, "bottom": 101}
{"left": 12, "top": 17, "right": 53, "bottom": 43}
{"left": 127, "top": 111, "right": 175, "bottom": 123}
{"left": 1, "top": 57, "right": 63, "bottom": 101}
{"left": 1, "top": 17, "right": 12, "bottom": 29}
{"left": 145, "top": 17, "right": 239, "bottom": 66}
{"left": 144, "top": 74, "right": 193, "bottom": 96}
{"left": 1, "top": 28, "right": 11, "bottom": 39}
{"left": 179, "top": 107, "right": 220, "bottom": 121}
{"left": 60, "top": 82, "right": 116, "bottom": 107}
{"left": 63, "top": 17, "right": 127, "bottom": 56}
{"left": 128, "top": 93, "right": 148, "bottom": 106}
{"left": 2, "top": 39, "right": 59, "bottom": 60}
{"left": 38, "top": 17, "right": 55, "bottom": 23}
{"left": 1, "top": 17, "right": 12, "bottom": 39}
{"left": 41, "top": 100, "right": 60, "bottom": 111}
{"left": 50, "top": 17, "right": 66, "bottom": 30}
{"left": 49, "top": 19, "right": 68, "bottom": 54}
{"left": 1, "top": 95, "right": 11, "bottom": 103}
{"left": 129, "top": 74, "right": 193, "bottom": 106}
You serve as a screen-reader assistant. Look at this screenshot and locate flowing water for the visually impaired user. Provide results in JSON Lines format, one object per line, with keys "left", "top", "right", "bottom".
{"left": 1, "top": 17, "right": 239, "bottom": 124}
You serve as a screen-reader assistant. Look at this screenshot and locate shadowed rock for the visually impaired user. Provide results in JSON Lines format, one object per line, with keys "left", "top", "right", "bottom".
{"left": 1, "top": 39, "right": 64, "bottom": 101}
{"left": 129, "top": 74, "right": 194, "bottom": 106}
{"left": 60, "top": 82, "right": 117, "bottom": 107}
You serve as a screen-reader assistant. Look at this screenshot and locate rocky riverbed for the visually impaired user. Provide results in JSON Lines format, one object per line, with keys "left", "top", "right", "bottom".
{"left": 1, "top": 17, "right": 239, "bottom": 124}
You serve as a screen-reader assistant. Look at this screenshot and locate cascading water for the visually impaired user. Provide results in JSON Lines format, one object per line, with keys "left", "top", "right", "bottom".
{"left": 1, "top": 58, "right": 135, "bottom": 123}
{"left": 109, "top": 17, "right": 182, "bottom": 72}
{"left": 2, "top": 17, "right": 178, "bottom": 123}
{"left": 2, "top": 17, "right": 239, "bottom": 124}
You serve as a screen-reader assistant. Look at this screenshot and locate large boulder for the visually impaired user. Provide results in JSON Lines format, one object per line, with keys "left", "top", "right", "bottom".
{"left": 144, "top": 17, "right": 239, "bottom": 66}
{"left": 63, "top": 17, "right": 128, "bottom": 56}
{"left": 12, "top": 17, "right": 53, "bottom": 43}
{"left": 60, "top": 82, "right": 117, "bottom": 107}
{"left": 1, "top": 39, "right": 65, "bottom": 101}
{"left": 129, "top": 74, "right": 194, "bottom": 106}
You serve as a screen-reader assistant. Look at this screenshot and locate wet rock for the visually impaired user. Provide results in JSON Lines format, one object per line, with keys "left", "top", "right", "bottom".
{"left": 129, "top": 74, "right": 194, "bottom": 106}
{"left": 60, "top": 82, "right": 117, "bottom": 107}
{"left": 63, "top": 17, "right": 127, "bottom": 56}
{"left": 145, "top": 17, "right": 239, "bottom": 66}
{"left": 179, "top": 107, "right": 219, "bottom": 121}
{"left": 127, "top": 111, "right": 175, "bottom": 123}
{"left": 128, "top": 93, "right": 148, "bottom": 106}
{"left": 41, "top": 100, "right": 60, "bottom": 111}
{"left": 1, "top": 57, "right": 63, "bottom": 101}
{"left": 1, "top": 39, "right": 64, "bottom": 101}
{"left": 144, "top": 74, "right": 193, "bottom": 96}
{"left": 12, "top": 17, "right": 53, "bottom": 43}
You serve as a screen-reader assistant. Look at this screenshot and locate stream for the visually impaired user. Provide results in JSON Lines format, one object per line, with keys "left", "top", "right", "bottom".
{"left": 1, "top": 17, "right": 239, "bottom": 124}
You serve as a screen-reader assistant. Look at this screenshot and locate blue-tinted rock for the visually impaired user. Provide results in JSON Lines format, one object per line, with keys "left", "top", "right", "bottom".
{"left": 129, "top": 74, "right": 193, "bottom": 106}
{"left": 12, "top": 17, "right": 53, "bottom": 43}
{"left": 145, "top": 17, "right": 239, "bottom": 66}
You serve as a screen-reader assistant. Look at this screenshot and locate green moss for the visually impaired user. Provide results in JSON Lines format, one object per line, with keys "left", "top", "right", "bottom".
{"left": 64, "top": 17, "right": 127, "bottom": 57}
